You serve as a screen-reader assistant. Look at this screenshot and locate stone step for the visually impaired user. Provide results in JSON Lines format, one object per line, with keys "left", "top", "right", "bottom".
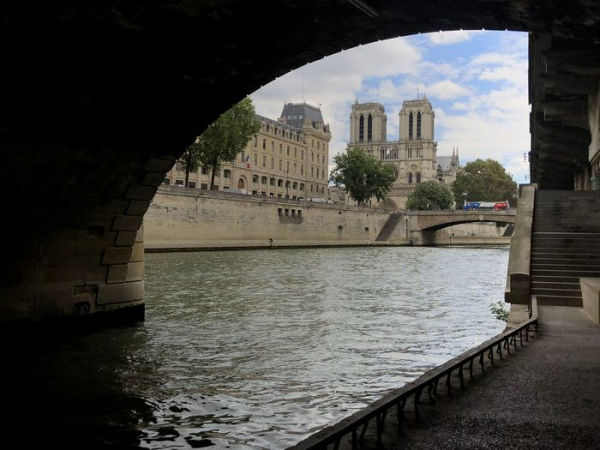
{"left": 531, "top": 275, "right": 583, "bottom": 284}
{"left": 532, "top": 245, "right": 600, "bottom": 253}
{"left": 535, "top": 190, "right": 600, "bottom": 198}
{"left": 530, "top": 287, "right": 582, "bottom": 297}
{"left": 530, "top": 269, "right": 600, "bottom": 277}
{"left": 531, "top": 255, "right": 600, "bottom": 267}
{"left": 533, "top": 225, "right": 600, "bottom": 233}
{"left": 533, "top": 233, "right": 600, "bottom": 237}
{"left": 531, "top": 252, "right": 600, "bottom": 259}
{"left": 535, "top": 294, "right": 583, "bottom": 307}
{"left": 531, "top": 281, "right": 582, "bottom": 290}
{"left": 531, "top": 263, "right": 600, "bottom": 271}
{"left": 531, "top": 243, "right": 600, "bottom": 253}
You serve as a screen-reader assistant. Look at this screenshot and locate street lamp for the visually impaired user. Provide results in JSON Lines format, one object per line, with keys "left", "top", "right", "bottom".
{"left": 285, "top": 169, "right": 289, "bottom": 199}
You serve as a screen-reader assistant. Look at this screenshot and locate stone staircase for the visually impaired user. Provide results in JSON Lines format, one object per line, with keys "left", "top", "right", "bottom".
{"left": 375, "top": 212, "right": 402, "bottom": 241}
{"left": 531, "top": 190, "right": 600, "bottom": 307}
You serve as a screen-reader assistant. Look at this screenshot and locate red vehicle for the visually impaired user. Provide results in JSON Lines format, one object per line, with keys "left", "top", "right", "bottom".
{"left": 493, "top": 200, "right": 510, "bottom": 210}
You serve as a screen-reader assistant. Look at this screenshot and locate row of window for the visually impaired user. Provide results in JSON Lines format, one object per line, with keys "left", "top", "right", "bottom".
{"left": 251, "top": 175, "right": 305, "bottom": 190}
{"left": 278, "top": 208, "right": 302, "bottom": 218}
{"left": 164, "top": 177, "right": 326, "bottom": 194}
{"left": 241, "top": 153, "right": 327, "bottom": 180}
{"left": 252, "top": 138, "right": 327, "bottom": 160}
{"left": 174, "top": 162, "right": 232, "bottom": 178}
{"left": 407, "top": 172, "right": 422, "bottom": 184}
{"left": 263, "top": 122, "right": 301, "bottom": 142}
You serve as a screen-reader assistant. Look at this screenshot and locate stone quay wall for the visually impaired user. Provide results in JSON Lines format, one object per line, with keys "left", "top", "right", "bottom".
{"left": 144, "top": 187, "right": 391, "bottom": 250}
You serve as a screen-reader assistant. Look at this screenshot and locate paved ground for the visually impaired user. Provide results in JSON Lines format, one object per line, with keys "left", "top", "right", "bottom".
{"left": 344, "top": 306, "right": 600, "bottom": 449}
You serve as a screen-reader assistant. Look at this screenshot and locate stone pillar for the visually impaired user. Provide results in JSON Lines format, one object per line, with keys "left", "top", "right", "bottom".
{"left": 0, "top": 156, "right": 176, "bottom": 325}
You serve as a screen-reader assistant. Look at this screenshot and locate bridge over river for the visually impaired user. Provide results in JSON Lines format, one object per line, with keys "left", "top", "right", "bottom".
{"left": 376, "top": 210, "right": 517, "bottom": 245}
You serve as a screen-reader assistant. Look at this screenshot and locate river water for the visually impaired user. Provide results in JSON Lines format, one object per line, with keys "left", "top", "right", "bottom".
{"left": 4, "top": 246, "right": 508, "bottom": 449}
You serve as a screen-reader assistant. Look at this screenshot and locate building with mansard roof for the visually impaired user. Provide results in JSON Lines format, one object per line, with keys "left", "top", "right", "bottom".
{"left": 164, "top": 102, "right": 331, "bottom": 200}
{"left": 348, "top": 96, "right": 459, "bottom": 208}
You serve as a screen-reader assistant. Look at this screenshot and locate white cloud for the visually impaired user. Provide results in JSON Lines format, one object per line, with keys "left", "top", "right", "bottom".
{"left": 426, "top": 80, "right": 470, "bottom": 100}
{"left": 428, "top": 30, "right": 480, "bottom": 45}
{"left": 250, "top": 31, "right": 530, "bottom": 179}
{"left": 251, "top": 37, "right": 424, "bottom": 176}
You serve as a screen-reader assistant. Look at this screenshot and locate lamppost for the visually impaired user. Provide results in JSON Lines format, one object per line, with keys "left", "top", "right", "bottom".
{"left": 285, "top": 169, "right": 289, "bottom": 199}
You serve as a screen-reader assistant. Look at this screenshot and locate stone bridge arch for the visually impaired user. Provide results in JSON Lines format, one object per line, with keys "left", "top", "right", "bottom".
{"left": 1, "top": 1, "right": 598, "bottom": 322}
{"left": 410, "top": 211, "right": 517, "bottom": 232}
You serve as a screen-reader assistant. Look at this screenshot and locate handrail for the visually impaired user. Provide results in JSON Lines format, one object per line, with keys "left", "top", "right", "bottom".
{"left": 289, "top": 298, "right": 539, "bottom": 449}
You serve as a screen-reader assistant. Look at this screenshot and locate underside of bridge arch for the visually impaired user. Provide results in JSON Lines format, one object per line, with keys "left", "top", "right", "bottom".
{"left": 1, "top": 1, "right": 599, "bottom": 322}
{"left": 420, "top": 220, "right": 514, "bottom": 232}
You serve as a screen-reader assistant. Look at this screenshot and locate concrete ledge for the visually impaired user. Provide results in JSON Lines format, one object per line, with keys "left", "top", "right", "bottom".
{"left": 581, "top": 277, "right": 600, "bottom": 323}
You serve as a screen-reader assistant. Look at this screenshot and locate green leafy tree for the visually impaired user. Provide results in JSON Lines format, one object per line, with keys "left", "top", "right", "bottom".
{"left": 192, "top": 97, "right": 261, "bottom": 189}
{"left": 329, "top": 147, "right": 396, "bottom": 204}
{"left": 451, "top": 159, "right": 518, "bottom": 208}
{"left": 406, "top": 180, "right": 454, "bottom": 210}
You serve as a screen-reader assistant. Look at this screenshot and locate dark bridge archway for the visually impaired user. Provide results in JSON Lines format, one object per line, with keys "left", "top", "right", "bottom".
{"left": 1, "top": 1, "right": 599, "bottom": 321}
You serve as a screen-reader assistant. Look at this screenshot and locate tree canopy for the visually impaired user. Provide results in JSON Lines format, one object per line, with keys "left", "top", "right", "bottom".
{"left": 186, "top": 97, "right": 261, "bottom": 189}
{"left": 451, "top": 159, "right": 518, "bottom": 208}
{"left": 329, "top": 147, "right": 396, "bottom": 204}
{"left": 406, "top": 180, "right": 454, "bottom": 210}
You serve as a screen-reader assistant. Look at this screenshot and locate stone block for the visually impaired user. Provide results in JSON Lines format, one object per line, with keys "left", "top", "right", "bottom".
{"left": 581, "top": 277, "right": 600, "bottom": 323}
{"left": 43, "top": 265, "right": 108, "bottom": 283}
{"left": 102, "top": 247, "right": 133, "bottom": 265}
{"left": 142, "top": 171, "right": 166, "bottom": 187}
{"left": 97, "top": 280, "right": 144, "bottom": 305}
{"left": 106, "top": 264, "right": 128, "bottom": 283}
{"left": 112, "top": 215, "right": 143, "bottom": 231}
{"left": 127, "top": 200, "right": 151, "bottom": 216}
{"left": 126, "top": 262, "right": 144, "bottom": 281}
{"left": 144, "top": 157, "right": 177, "bottom": 172}
{"left": 135, "top": 225, "right": 144, "bottom": 243}
{"left": 130, "top": 242, "right": 144, "bottom": 262}
{"left": 115, "top": 231, "right": 137, "bottom": 247}
{"left": 126, "top": 184, "right": 157, "bottom": 201}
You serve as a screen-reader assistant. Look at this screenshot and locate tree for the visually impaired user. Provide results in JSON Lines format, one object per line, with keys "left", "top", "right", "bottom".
{"left": 182, "top": 139, "right": 202, "bottom": 187}
{"left": 451, "top": 159, "right": 518, "bottom": 208}
{"left": 329, "top": 147, "right": 396, "bottom": 204}
{"left": 192, "top": 97, "right": 261, "bottom": 189}
{"left": 406, "top": 180, "right": 454, "bottom": 210}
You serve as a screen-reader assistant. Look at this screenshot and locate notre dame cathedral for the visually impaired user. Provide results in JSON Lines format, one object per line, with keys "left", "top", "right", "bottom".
{"left": 348, "top": 96, "right": 459, "bottom": 208}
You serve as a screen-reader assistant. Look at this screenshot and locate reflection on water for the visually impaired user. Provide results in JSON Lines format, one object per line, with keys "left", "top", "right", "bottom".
{"left": 1, "top": 247, "right": 508, "bottom": 449}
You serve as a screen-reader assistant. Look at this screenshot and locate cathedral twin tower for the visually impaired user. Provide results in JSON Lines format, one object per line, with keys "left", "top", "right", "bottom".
{"left": 349, "top": 97, "right": 434, "bottom": 144}
{"left": 347, "top": 96, "right": 458, "bottom": 208}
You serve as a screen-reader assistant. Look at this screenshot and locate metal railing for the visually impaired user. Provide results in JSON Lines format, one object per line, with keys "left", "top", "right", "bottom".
{"left": 290, "top": 298, "right": 539, "bottom": 450}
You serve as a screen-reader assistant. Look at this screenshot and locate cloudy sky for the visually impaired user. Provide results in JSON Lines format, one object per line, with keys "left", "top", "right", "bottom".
{"left": 250, "top": 30, "right": 530, "bottom": 183}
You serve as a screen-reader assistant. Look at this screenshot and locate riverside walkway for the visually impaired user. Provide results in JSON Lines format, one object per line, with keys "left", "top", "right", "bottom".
{"left": 296, "top": 305, "right": 600, "bottom": 449}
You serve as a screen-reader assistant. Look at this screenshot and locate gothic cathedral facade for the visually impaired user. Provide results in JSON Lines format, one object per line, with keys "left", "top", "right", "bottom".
{"left": 348, "top": 97, "right": 459, "bottom": 208}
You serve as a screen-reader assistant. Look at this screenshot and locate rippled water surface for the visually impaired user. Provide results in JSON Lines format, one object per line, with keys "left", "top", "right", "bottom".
{"left": 4, "top": 246, "right": 508, "bottom": 449}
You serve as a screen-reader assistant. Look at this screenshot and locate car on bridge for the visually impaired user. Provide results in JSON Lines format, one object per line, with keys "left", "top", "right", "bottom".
{"left": 463, "top": 200, "right": 510, "bottom": 211}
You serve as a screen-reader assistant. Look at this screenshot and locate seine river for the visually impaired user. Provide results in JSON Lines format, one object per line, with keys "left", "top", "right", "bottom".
{"left": 4, "top": 246, "right": 508, "bottom": 449}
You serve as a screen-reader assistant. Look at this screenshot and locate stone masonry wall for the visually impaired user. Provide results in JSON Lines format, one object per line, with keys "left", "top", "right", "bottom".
{"left": 144, "top": 187, "right": 391, "bottom": 249}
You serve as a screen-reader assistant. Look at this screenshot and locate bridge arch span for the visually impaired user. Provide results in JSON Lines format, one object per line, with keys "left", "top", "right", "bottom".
{"left": 409, "top": 211, "right": 517, "bottom": 232}
{"left": 1, "top": 1, "right": 597, "bottom": 321}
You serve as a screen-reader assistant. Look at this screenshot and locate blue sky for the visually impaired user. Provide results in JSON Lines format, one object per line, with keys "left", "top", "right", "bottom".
{"left": 250, "top": 30, "right": 530, "bottom": 183}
